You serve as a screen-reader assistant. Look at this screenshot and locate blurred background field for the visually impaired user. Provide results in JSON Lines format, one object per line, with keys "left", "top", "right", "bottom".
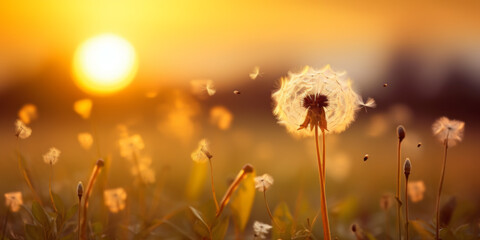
{"left": 1, "top": 1, "right": 480, "bottom": 238}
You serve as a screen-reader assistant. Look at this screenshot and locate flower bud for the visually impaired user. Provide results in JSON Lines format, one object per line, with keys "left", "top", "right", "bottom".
{"left": 77, "top": 181, "right": 84, "bottom": 198}
{"left": 397, "top": 125, "right": 406, "bottom": 142}
{"left": 404, "top": 158, "right": 411, "bottom": 178}
{"left": 96, "top": 158, "right": 105, "bottom": 167}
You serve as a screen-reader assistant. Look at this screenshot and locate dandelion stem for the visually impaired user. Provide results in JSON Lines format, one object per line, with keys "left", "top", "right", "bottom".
{"left": 263, "top": 187, "right": 280, "bottom": 230}
{"left": 15, "top": 138, "right": 43, "bottom": 205}
{"left": 132, "top": 152, "right": 146, "bottom": 219}
{"left": 435, "top": 136, "right": 449, "bottom": 240}
{"left": 322, "top": 131, "right": 326, "bottom": 182}
{"left": 396, "top": 140, "right": 402, "bottom": 240}
{"left": 216, "top": 164, "right": 253, "bottom": 218}
{"left": 314, "top": 126, "right": 331, "bottom": 240}
{"left": 49, "top": 165, "right": 57, "bottom": 212}
{"left": 1, "top": 206, "right": 10, "bottom": 240}
{"left": 405, "top": 175, "right": 409, "bottom": 240}
{"left": 78, "top": 195, "right": 82, "bottom": 240}
{"left": 80, "top": 160, "right": 104, "bottom": 240}
{"left": 208, "top": 158, "right": 219, "bottom": 212}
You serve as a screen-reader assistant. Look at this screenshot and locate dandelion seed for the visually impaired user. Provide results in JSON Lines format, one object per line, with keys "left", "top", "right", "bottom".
{"left": 272, "top": 65, "right": 360, "bottom": 136}
{"left": 4, "top": 192, "right": 23, "bottom": 212}
{"left": 407, "top": 180, "right": 426, "bottom": 203}
{"left": 417, "top": 142, "right": 422, "bottom": 148}
{"left": 118, "top": 134, "right": 145, "bottom": 159}
{"left": 432, "top": 117, "right": 465, "bottom": 147}
{"left": 18, "top": 104, "right": 37, "bottom": 124}
{"left": 249, "top": 66, "right": 261, "bottom": 80}
{"left": 190, "top": 79, "right": 216, "bottom": 97}
{"left": 358, "top": 97, "right": 376, "bottom": 112}
{"left": 363, "top": 154, "right": 369, "bottom": 161}
{"left": 383, "top": 83, "right": 388, "bottom": 87}
{"left": 191, "top": 139, "right": 212, "bottom": 163}
{"left": 233, "top": 90, "right": 241, "bottom": 95}
{"left": 253, "top": 221, "right": 272, "bottom": 239}
{"left": 43, "top": 147, "right": 61, "bottom": 165}
{"left": 77, "top": 132, "right": 93, "bottom": 150}
{"left": 104, "top": 188, "right": 127, "bottom": 213}
{"left": 73, "top": 98, "right": 93, "bottom": 119}
{"left": 254, "top": 174, "right": 274, "bottom": 192}
{"left": 14, "top": 119, "right": 32, "bottom": 139}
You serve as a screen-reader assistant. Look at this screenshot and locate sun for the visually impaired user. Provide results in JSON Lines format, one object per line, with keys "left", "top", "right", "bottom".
{"left": 73, "top": 33, "right": 138, "bottom": 95}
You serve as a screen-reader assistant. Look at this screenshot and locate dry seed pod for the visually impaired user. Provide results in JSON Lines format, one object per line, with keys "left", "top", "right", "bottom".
{"left": 404, "top": 158, "right": 411, "bottom": 178}
{"left": 77, "top": 181, "right": 84, "bottom": 199}
{"left": 397, "top": 125, "right": 406, "bottom": 142}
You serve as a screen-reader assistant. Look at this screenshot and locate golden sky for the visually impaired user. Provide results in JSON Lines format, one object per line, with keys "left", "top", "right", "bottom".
{"left": 1, "top": 1, "right": 480, "bottom": 91}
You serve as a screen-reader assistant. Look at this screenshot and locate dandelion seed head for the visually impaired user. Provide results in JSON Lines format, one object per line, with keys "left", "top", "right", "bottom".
{"left": 191, "top": 139, "right": 212, "bottom": 163}
{"left": 432, "top": 117, "right": 465, "bottom": 147}
{"left": 272, "top": 65, "right": 360, "bottom": 137}
{"left": 407, "top": 180, "right": 426, "bottom": 203}
{"left": 18, "top": 104, "right": 38, "bottom": 124}
{"left": 43, "top": 147, "right": 61, "bottom": 165}
{"left": 15, "top": 119, "right": 32, "bottom": 139}
{"left": 253, "top": 221, "right": 272, "bottom": 239}
{"left": 249, "top": 66, "right": 260, "bottom": 80}
{"left": 210, "top": 106, "right": 233, "bottom": 130}
{"left": 77, "top": 132, "right": 93, "bottom": 150}
{"left": 130, "top": 156, "right": 156, "bottom": 184}
{"left": 73, "top": 98, "right": 93, "bottom": 119}
{"left": 104, "top": 188, "right": 127, "bottom": 213}
{"left": 5, "top": 192, "right": 23, "bottom": 212}
{"left": 254, "top": 173, "right": 274, "bottom": 192}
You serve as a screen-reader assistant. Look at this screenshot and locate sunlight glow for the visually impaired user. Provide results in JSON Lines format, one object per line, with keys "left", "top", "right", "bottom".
{"left": 73, "top": 34, "right": 138, "bottom": 94}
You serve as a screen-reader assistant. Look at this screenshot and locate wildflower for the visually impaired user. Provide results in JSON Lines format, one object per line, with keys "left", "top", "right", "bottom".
{"left": 104, "top": 188, "right": 127, "bottom": 213}
{"left": 407, "top": 181, "right": 426, "bottom": 203}
{"left": 191, "top": 139, "right": 212, "bottom": 163}
{"left": 73, "top": 98, "right": 93, "bottom": 119}
{"left": 78, "top": 132, "right": 93, "bottom": 150}
{"left": 249, "top": 66, "right": 260, "bottom": 80}
{"left": 4, "top": 192, "right": 23, "bottom": 212}
{"left": 380, "top": 193, "right": 394, "bottom": 211}
{"left": 43, "top": 147, "right": 61, "bottom": 165}
{"left": 432, "top": 117, "right": 465, "bottom": 146}
{"left": 253, "top": 221, "right": 272, "bottom": 239}
{"left": 18, "top": 104, "right": 38, "bottom": 124}
{"left": 118, "top": 134, "right": 145, "bottom": 158}
{"left": 254, "top": 174, "right": 274, "bottom": 192}
{"left": 210, "top": 106, "right": 233, "bottom": 130}
{"left": 272, "top": 65, "right": 360, "bottom": 137}
{"left": 15, "top": 119, "right": 32, "bottom": 139}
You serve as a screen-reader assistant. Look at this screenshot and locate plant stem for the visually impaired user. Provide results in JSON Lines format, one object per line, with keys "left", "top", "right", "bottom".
{"left": 396, "top": 140, "right": 402, "bottom": 240}
{"left": 1, "top": 207, "right": 10, "bottom": 240}
{"left": 80, "top": 160, "right": 104, "bottom": 240}
{"left": 435, "top": 138, "right": 449, "bottom": 240}
{"left": 405, "top": 176, "right": 409, "bottom": 240}
{"left": 78, "top": 196, "right": 82, "bottom": 240}
{"left": 208, "top": 159, "right": 219, "bottom": 212}
{"left": 315, "top": 126, "right": 331, "bottom": 240}
{"left": 16, "top": 138, "right": 43, "bottom": 205}
{"left": 49, "top": 165, "right": 57, "bottom": 212}
{"left": 263, "top": 188, "right": 280, "bottom": 230}
{"left": 322, "top": 131, "right": 326, "bottom": 181}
